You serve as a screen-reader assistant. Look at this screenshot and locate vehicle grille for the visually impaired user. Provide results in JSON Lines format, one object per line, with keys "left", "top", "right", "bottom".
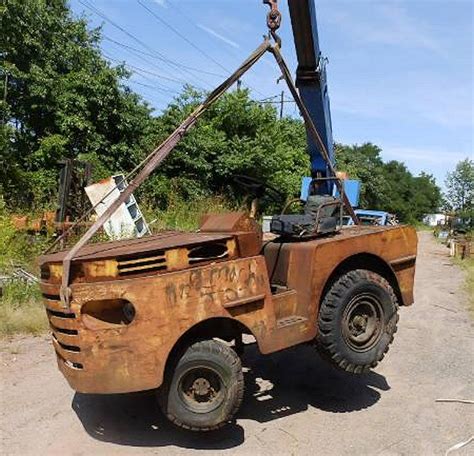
{"left": 116, "top": 241, "right": 233, "bottom": 277}
{"left": 44, "top": 295, "right": 83, "bottom": 370}
{"left": 117, "top": 251, "right": 167, "bottom": 276}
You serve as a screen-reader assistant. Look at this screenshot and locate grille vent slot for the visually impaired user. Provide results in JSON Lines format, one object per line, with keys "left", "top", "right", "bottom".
{"left": 40, "top": 265, "right": 50, "bottom": 280}
{"left": 56, "top": 351, "right": 83, "bottom": 370}
{"left": 47, "top": 308, "right": 76, "bottom": 319}
{"left": 117, "top": 251, "right": 167, "bottom": 276}
{"left": 115, "top": 240, "right": 233, "bottom": 276}
{"left": 52, "top": 333, "right": 80, "bottom": 352}
{"left": 50, "top": 323, "right": 78, "bottom": 336}
{"left": 188, "top": 242, "right": 229, "bottom": 264}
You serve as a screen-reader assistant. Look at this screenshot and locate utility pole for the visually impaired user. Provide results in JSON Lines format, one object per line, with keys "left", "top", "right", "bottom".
{"left": 237, "top": 79, "right": 242, "bottom": 91}
{"left": 279, "top": 90, "right": 284, "bottom": 119}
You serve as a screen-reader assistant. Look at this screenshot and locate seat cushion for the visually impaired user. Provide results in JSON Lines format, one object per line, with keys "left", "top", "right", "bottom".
{"left": 270, "top": 214, "right": 315, "bottom": 236}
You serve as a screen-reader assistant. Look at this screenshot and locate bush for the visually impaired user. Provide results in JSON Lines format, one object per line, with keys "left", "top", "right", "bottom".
{"left": 0, "top": 197, "right": 49, "bottom": 272}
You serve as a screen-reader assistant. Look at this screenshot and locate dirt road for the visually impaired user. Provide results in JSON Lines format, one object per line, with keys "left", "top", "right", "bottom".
{"left": 1, "top": 232, "right": 473, "bottom": 456}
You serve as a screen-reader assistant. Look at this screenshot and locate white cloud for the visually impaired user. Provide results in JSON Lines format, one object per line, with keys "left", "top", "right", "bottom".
{"left": 197, "top": 24, "right": 240, "bottom": 49}
{"left": 381, "top": 146, "right": 467, "bottom": 165}
{"left": 152, "top": 0, "right": 167, "bottom": 7}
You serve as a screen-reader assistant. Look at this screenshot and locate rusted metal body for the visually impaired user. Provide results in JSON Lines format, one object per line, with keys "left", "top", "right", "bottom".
{"left": 39, "top": 213, "right": 417, "bottom": 394}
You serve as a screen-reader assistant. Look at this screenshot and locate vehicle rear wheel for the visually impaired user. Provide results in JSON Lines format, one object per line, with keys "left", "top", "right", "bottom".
{"left": 159, "top": 340, "right": 244, "bottom": 431}
{"left": 316, "top": 269, "right": 399, "bottom": 374}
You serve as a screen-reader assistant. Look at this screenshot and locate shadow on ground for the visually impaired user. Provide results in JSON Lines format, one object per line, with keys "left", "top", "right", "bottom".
{"left": 72, "top": 343, "right": 389, "bottom": 449}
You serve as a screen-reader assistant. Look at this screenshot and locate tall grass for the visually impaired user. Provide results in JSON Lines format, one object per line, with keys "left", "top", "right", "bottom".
{"left": 0, "top": 281, "right": 48, "bottom": 336}
{"left": 0, "top": 199, "right": 50, "bottom": 272}
{"left": 0, "top": 195, "right": 239, "bottom": 336}
{"left": 0, "top": 198, "right": 49, "bottom": 336}
{"left": 144, "top": 195, "right": 237, "bottom": 232}
{"left": 454, "top": 257, "right": 474, "bottom": 316}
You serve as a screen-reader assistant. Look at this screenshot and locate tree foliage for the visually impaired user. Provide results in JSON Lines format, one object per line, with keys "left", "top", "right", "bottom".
{"left": 0, "top": 0, "right": 152, "bottom": 207}
{"left": 444, "top": 158, "right": 474, "bottom": 217}
{"left": 0, "top": 0, "right": 442, "bottom": 224}
{"left": 336, "top": 143, "right": 441, "bottom": 222}
{"left": 140, "top": 88, "right": 309, "bottom": 207}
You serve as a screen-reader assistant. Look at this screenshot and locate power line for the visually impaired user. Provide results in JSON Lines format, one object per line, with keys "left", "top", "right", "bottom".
{"left": 103, "top": 35, "right": 225, "bottom": 78}
{"left": 164, "top": 0, "right": 268, "bottom": 98}
{"left": 127, "top": 80, "right": 173, "bottom": 108}
{"left": 103, "top": 38, "right": 183, "bottom": 88}
{"left": 137, "top": 0, "right": 229, "bottom": 76}
{"left": 102, "top": 53, "right": 187, "bottom": 86}
{"left": 79, "top": 0, "right": 177, "bottom": 76}
{"left": 78, "top": 0, "right": 213, "bottom": 89}
{"left": 131, "top": 71, "right": 181, "bottom": 94}
{"left": 103, "top": 38, "right": 189, "bottom": 90}
{"left": 256, "top": 95, "right": 279, "bottom": 102}
{"left": 128, "top": 79, "right": 168, "bottom": 103}
{"left": 128, "top": 79, "right": 179, "bottom": 95}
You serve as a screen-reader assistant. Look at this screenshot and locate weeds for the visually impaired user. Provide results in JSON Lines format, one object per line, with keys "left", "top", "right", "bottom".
{"left": 0, "top": 198, "right": 49, "bottom": 272}
{"left": 0, "top": 194, "right": 239, "bottom": 336}
{"left": 144, "top": 195, "right": 237, "bottom": 232}
{"left": 0, "top": 198, "right": 49, "bottom": 336}
{"left": 0, "top": 281, "right": 48, "bottom": 337}
{"left": 453, "top": 257, "right": 474, "bottom": 316}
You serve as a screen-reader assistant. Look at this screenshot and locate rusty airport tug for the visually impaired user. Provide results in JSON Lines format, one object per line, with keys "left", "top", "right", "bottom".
{"left": 39, "top": 1, "right": 418, "bottom": 431}
{"left": 39, "top": 212, "right": 417, "bottom": 430}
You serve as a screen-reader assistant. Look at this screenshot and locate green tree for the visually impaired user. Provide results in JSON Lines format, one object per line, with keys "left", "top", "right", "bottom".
{"left": 140, "top": 88, "right": 309, "bottom": 208}
{"left": 410, "top": 172, "right": 442, "bottom": 218}
{"left": 445, "top": 158, "right": 474, "bottom": 217}
{"left": 0, "top": 0, "right": 152, "bottom": 208}
{"left": 335, "top": 143, "right": 441, "bottom": 222}
{"left": 0, "top": 0, "right": 443, "bottom": 226}
{"left": 335, "top": 142, "right": 389, "bottom": 208}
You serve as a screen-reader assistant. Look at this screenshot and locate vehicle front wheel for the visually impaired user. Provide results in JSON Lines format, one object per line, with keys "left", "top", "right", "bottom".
{"left": 316, "top": 269, "right": 399, "bottom": 374}
{"left": 159, "top": 339, "right": 244, "bottom": 431}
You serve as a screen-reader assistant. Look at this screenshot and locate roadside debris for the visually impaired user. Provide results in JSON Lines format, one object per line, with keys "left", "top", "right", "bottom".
{"left": 11, "top": 267, "right": 39, "bottom": 284}
{"left": 436, "top": 399, "right": 474, "bottom": 405}
{"left": 445, "top": 436, "right": 474, "bottom": 455}
{"left": 0, "top": 266, "right": 38, "bottom": 298}
{"left": 85, "top": 174, "right": 151, "bottom": 240}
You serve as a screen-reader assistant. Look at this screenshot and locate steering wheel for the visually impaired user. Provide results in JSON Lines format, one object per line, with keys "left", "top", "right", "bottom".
{"left": 281, "top": 198, "right": 304, "bottom": 215}
{"left": 232, "top": 175, "right": 286, "bottom": 202}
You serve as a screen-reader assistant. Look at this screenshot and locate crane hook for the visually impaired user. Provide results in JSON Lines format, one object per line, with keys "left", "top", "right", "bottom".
{"left": 263, "top": 0, "right": 282, "bottom": 47}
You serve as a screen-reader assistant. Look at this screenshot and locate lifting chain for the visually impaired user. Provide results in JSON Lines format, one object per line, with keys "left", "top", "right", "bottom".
{"left": 263, "top": 0, "right": 282, "bottom": 47}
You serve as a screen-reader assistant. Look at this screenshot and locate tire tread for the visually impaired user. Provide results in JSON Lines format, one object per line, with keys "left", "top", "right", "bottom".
{"left": 164, "top": 340, "right": 244, "bottom": 432}
{"left": 316, "top": 269, "right": 399, "bottom": 374}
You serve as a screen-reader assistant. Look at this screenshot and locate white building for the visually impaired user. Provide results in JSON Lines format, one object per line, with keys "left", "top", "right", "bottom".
{"left": 422, "top": 213, "right": 447, "bottom": 226}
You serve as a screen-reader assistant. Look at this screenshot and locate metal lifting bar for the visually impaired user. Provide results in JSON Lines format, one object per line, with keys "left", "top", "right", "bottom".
{"left": 57, "top": 2, "right": 359, "bottom": 308}
{"left": 58, "top": 39, "right": 272, "bottom": 307}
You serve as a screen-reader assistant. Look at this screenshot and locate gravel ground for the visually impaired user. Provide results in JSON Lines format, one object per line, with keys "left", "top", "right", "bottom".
{"left": 1, "top": 231, "right": 473, "bottom": 456}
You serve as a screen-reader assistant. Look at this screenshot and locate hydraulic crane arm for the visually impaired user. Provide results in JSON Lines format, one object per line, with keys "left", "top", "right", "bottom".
{"left": 287, "top": 0, "right": 334, "bottom": 186}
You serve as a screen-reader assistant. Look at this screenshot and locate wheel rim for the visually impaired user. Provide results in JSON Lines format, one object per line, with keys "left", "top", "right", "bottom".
{"left": 178, "top": 366, "right": 226, "bottom": 414}
{"left": 342, "top": 293, "right": 384, "bottom": 352}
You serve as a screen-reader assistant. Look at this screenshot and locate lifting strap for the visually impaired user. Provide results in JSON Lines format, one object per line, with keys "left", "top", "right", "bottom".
{"left": 269, "top": 44, "right": 360, "bottom": 226}
{"left": 57, "top": 39, "right": 272, "bottom": 307}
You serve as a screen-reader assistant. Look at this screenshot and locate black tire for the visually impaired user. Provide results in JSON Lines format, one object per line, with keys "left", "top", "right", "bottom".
{"left": 316, "top": 269, "right": 399, "bottom": 374}
{"left": 159, "top": 340, "right": 244, "bottom": 431}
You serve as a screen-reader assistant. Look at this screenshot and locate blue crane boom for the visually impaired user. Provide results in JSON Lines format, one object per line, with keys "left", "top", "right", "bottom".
{"left": 287, "top": 0, "right": 334, "bottom": 187}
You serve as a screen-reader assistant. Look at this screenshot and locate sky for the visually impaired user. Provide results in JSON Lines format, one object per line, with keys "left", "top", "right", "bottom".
{"left": 69, "top": 0, "right": 474, "bottom": 188}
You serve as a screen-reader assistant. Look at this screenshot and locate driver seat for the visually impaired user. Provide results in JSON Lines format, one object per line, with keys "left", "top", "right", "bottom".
{"left": 270, "top": 194, "right": 342, "bottom": 238}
